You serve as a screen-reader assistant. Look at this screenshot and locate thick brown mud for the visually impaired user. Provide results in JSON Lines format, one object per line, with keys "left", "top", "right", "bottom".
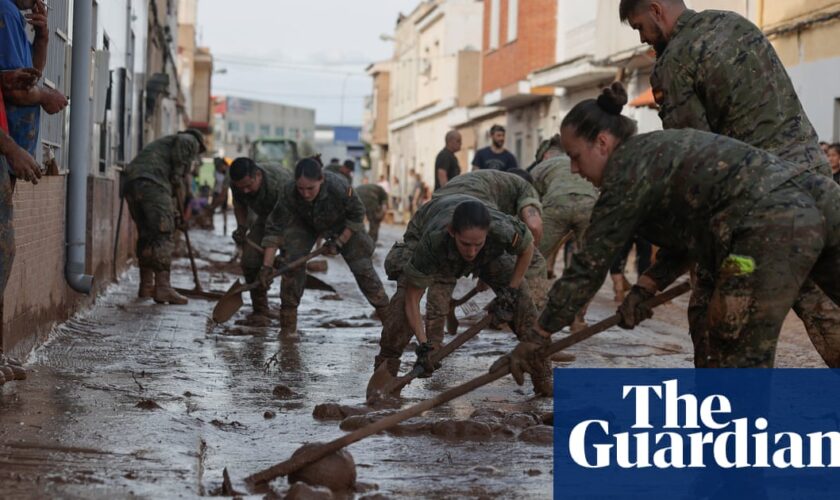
{"left": 0, "top": 218, "right": 825, "bottom": 498}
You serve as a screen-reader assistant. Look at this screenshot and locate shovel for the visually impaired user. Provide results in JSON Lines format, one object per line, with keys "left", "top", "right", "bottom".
{"left": 445, "top": 285, "right": 482, "bottom": 336}
{"left": 244, "top": 239, "right": 337, "bottom": 294}
{"left": 244, "top": 281, "right": 691, "bottom": 488}
{"left": 212, "top": 246, "right": 330, "bottom": 323}
{"left": 366, "top": 314, "right": 493, "bottom": 403}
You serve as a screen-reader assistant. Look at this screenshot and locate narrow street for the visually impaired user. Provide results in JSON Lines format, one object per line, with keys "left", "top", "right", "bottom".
{"left": 0, "top": 220, "right": 825, "bottom": 498}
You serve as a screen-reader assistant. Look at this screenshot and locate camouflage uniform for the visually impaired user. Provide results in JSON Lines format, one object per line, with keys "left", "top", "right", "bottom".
{"left": 231, "top": 164, "right": 293, "bottom": 314}
{"left": 377, "top": 194, "right": 550, "bottom": 392}
{"left": 540, "top": 129, "right": 840, "bottom": 368}
{"left": 355, "top": 184, "right": 388, "bottom": 244}
{"left": 530, "top": 155, "right": 598, "bottom": 275}
{"left": 264, "top": 172, "right": 389, "bottom": 318}
{"left": 324, "top": 163, "right": 349, "bottom": 182}
{"left": 123, "top": 133, "right": 199, "bottom": 273}
{"left": 651, "top": 9, "right": 840, "bottom": 366}
{"left": 427, "top": 170, "right": 546, "bottom": 339}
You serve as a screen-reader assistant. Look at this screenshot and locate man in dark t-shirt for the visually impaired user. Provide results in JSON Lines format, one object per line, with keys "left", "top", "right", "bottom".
{"left": 471, "top": 124, "right": 518, "bottom": 171}
{"left": 434, "top": 130, "right": 462, "bottom": 190}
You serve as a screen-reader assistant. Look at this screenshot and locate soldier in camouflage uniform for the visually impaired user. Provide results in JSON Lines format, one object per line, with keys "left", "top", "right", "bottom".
{"left": 375, "top": 196, "right": 552, "bottom": 396}
{"left": 505, "top": 89, "right": 840, "bottom": 386}
{"left": 620, "top": 0, "right": 840, "bottom": 366}
{"left": 424, "top": 169, "right": 546, "bottom": 342}
{"left": 123, "top": 130, "right": 204, "bottom": 305}
{"left": 263, "top": 158, "right": 389, "bottom": 335}
{"left": 355, "top": 183, "right": 388, "bottom": 244}
{"left": 325, "top": 159, "right": 353, "bottom": 182}
{"left": 229, "top": 157, "right": 293, "bottom": 324}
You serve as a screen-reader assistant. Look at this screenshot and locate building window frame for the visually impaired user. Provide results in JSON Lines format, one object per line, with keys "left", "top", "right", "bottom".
{"left": 489, "top": 0, "right": 500, "bottom": 50}
{"left": 507, "top": 0, "right": 518, "bottom": 43}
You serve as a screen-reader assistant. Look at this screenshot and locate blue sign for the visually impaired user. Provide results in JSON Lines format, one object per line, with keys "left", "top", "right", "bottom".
{"left": 554, "top": 369, "right": 840, "bottom": 499}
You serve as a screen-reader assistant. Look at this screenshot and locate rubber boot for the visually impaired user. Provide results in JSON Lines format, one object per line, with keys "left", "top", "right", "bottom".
{"left": 138, "top": 267, "right": 155, "bottom": 298}
{"left": 373, "top": 355, "right": 401, "bottom": 377}
{"left": 279, "top": 307, "right": 298, "bottom": 337}
{"left": 611, "top": 273, "right": 627, "bottom": 303}
{"left": 153, "top": 271, "right": 188, "bottom": 305}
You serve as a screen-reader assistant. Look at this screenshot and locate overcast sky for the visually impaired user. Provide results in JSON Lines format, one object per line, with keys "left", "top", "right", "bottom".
{"left": 197, "top": 0, "right": 421, "bottom": 126}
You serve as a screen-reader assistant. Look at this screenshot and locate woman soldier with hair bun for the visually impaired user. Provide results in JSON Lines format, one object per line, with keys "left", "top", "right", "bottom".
{"left": 498, "top": 82, "right": 840, "bottom": 383}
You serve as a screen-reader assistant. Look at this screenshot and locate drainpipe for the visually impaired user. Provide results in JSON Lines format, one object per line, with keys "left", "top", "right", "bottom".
{"left": 65, "top": 0, "right": 94, "bottom": 294}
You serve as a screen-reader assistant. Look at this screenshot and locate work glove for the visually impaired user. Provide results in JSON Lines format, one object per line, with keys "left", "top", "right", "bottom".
{"left": 488, "top": 286, "right": 520, "bottom": 324}
{"left": 323, "top": 235, "right": 343, "bottom": 256}
{"left": 618, "top": 285, "right": 655, "bottom": 329}
{"left": 490, "top": 341, "right": 544, "bottom": 385}
{"left": 258, "top": 265, "right": 275, "bottom": 289}
{"left": 232, "top": 226, "right": 247, "bottom": 246}
{"left": 414, "top": 341, "right": 437, "bottom": 378}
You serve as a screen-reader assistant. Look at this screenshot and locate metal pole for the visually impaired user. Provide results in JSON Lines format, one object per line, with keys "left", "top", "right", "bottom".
{"left": 65, "top": 0, "right": 94, "bottom": 293}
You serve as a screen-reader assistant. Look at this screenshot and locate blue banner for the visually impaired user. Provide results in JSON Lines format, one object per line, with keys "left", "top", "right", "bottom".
{"left": 554, "top": 369, "right": 840, "bottom": 499}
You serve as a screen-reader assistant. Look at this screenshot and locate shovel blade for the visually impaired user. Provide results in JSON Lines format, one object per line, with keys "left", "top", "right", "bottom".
{"left": 365, "top": 363, "right": 397, "bottom": 402}
{"left": 304, "top": 274, "right": 336, "bottom": 292}
{"left": 212, "top": 280, "right": 245, "bottom": 323}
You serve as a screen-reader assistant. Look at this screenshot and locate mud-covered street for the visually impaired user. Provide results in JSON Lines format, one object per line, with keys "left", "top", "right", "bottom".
{"left": 0, "top": 221, "right": 825, "bottom": 498}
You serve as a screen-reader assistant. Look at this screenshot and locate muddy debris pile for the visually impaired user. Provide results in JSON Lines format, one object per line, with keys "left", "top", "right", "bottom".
{"left": 312, "top": 403, "right": 371, "bottom": 421}
{"left": 273, "top": 384, "right": 300, "bottom": 400}
{"left": 333, "top": 407, "right": 555, "bottom": 443}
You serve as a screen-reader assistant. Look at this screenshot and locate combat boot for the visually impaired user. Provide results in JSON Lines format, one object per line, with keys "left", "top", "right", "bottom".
{"left": 138, "top": 267, "right": 155, "bottom": 298}
{"left": 153, "top": 271, "right": 188, "bottom": 305}
{"left": 279, "top": 307, "right": 299, "bottom": 337}
{"left": 250, "top": 289, "right": 281, "bottom": 320}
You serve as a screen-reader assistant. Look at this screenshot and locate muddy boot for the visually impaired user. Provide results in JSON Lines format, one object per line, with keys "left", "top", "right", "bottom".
{"left": 611, "top": 273, "right": 628, "bottom": 303}
{"left": 153, "top": 271, "right": 189, "bottom": 305}
{"left": 250, "top": 289, "right": 281, "bottom": 320}
{"left": 0, "top": 352, "right": 26, "bottom": 380}
{"left": 532, "top": 372, "right": 554, "bottom": 398}
{"left": 279, "top": 307, "right": 299, "bottom": 337}
{"left": 138, "top": 267, "right": 155, "bottom": 298}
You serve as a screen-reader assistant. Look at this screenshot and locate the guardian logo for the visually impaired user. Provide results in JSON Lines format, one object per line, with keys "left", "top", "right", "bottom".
{"left": 555, "top": 369, "right": 840, "bottom": 498}
{"left": 568, "top": 379, "right": 840, "bottom": 469}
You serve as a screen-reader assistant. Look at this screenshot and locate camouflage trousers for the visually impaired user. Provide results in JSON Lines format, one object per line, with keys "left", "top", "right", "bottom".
{"left": 0, "top": 158, "right": 15, "bottom": 300}
{"left": 280, "top": 223, "right": 389, "bottom": 310}
{"left": 124, "top": 179, "right": 175, "bottom": 272}
{"left": 365, "top": 207, "right": 385, "bottom": 244}
{"left": 539, "top": 197, "right": 595, "bottom": 278}
{"left": 241, "top": 215, "right": 267, "bottom": 288}
{"left": 689, "top": 178, "right": 840, "bottom": 368}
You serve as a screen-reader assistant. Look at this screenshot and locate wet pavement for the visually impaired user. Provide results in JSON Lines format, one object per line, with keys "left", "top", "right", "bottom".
{"left": 0, "top": 219, "right": 825, "bottom": 498}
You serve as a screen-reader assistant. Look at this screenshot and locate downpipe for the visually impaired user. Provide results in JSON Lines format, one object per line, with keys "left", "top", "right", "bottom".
{"left": 64, "top": 0, "right": 94, "bottom": 293}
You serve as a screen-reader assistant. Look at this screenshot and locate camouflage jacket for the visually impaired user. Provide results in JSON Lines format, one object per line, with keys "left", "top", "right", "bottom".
{"left": 540, "top": 129, "right": 807, "bottom": 331}
{"left": 530, "top": 156, "right": 598, "bottom": 209}
{"left": 324, "top": 163, "right": 351, "bottom": 182}
{"left": 355, "top": 184, "right": 388, "bottom": 213}
{"left": 231, "top": 164, "right": 293, "bottom": 218}
{"left": 401, "top": 194, "right": 533, "bottom": 289}
{"left": 263, "top": 171, "right": 366, "bottom": 247}
{"left": 432, "top": 170, "right": 541, "bottom": 217}
{"left": 651, "top": 9, "right": 829, "bottom": 176}
{"left": 124, "top": 133, "right": 200, "bottom": 192}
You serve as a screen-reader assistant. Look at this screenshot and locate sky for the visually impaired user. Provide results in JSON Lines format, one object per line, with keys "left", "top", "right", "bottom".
{"left": 197, "top": 0, "right": 421, "bottom": 126}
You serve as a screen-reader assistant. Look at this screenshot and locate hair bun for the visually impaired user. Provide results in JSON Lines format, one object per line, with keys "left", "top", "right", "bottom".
{"left": 597, "top": 81, "right": 628, "bottom": 116}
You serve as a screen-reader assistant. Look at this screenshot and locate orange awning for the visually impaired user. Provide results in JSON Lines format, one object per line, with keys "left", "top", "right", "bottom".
{"left": 630, "top": 88, "right": 657, "bottom": 109}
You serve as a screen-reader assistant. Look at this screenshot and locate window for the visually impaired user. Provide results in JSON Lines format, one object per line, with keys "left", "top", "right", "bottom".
{"left": 244, "top": 122, "right": 256, "bottom": 136}
{"left": 275, "top": 126, "right": 285, "bottom": 137}
{"left": 489, "top": 0, "right": 500, "bottom": 50}
{"left": 259, "top": 124, "right": 271, "bottom": 137}
{"left": 227, "top": 120, "right": 240, "bottom": 133}
{"left": 507, "top": 0, "right": 518, "bottom": 42}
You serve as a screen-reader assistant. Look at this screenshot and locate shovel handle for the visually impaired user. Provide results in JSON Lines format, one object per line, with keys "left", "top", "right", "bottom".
{"left": 236, "top": 246, "right": 330, "bottom": 295}
{"left": 182, "top": 227, "right": 202, "bottom": 291}
{"left": 245, "top": 282, "right": 692, "bottom": 486}
{"left": 450, "top": 285, "right": 481, "bottom": 309}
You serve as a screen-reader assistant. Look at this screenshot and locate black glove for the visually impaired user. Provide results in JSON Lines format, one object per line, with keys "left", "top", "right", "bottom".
{"left": 489, "top": 286, "right": 520, "bottom": 323}
{"left": 324, "top": 235, "right": 343, "bottom": 256}
{"left": 618, "top": 285, "right": 655, "bottom": 329}
{"left": 258, "top": 265, "right": 275, "bottom": 289}
{"left": 232, "top": 226, "right": 247, "bottom": 246}
{"left": 490, "top": 341, "right": 544, "bottom": 385}
{"left": 414, "top": 341, "right": 437, "bottom": 378}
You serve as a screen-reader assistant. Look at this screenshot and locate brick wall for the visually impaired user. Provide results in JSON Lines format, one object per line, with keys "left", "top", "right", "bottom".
{"left": 481, "top": 0, "right": 558, "bottom": 95}
{"left": 1, "top": 175, "right": 135, "bottom": 358}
